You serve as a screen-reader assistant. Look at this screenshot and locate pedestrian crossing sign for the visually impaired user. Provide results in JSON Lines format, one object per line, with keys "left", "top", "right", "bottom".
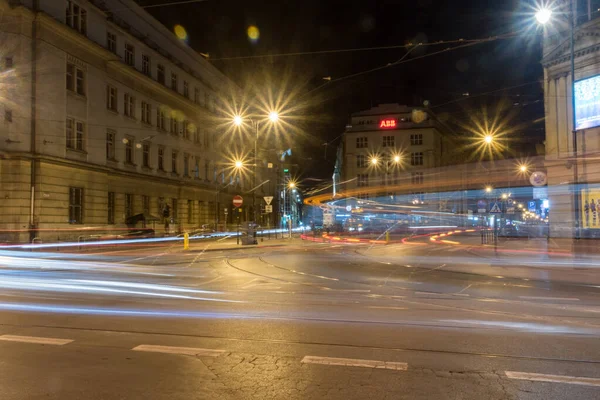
{"left": 489, "top": 203, "right": 502, "bottom": 213}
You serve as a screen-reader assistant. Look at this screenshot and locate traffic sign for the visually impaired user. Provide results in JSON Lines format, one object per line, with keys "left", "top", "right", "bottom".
{"left": 264, "top": 196, "right": 273, "bottom": 205}
{"left": 233, "top": 195, "right": 243, "bottom": 207}
{"left": 489, "top": 203, "right": 502, "bottom": 213}
{"left": 265, "top": 205, "right": 273, "bottom": 213}
{"left": 528, "top": 200, "right": 536, "bottom": 212}
{"left": 477, "top": 199, "right": 487, "bottom": 214}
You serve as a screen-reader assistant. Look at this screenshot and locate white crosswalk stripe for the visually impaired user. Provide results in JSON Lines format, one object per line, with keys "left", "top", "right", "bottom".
{"left": 301, "top": 356, "right": 407, "bottom": 370}
{"left": 505, "top": 371, "right": 600, "bottom": 387}
{"left": 0, "top": 334, "right": 73, "bottom": 345}
{"left": 132, "top": 344, "right": 225, "bottom": 356}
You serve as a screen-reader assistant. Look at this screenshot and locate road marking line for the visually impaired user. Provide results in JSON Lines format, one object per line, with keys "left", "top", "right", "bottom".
{"left": 366, "top": 306, "right": 408, "bottom": 310}
{"left": 302, "top": 356, "right": 407, "bottom": 370}
{"left": 133, "top": 345, "right": 225, "bottom": 356}
{"left": 505, "top": 371, "right": 600, "bottom": 387}
{"left": 0, "top": 335, "right": 73, "bottom": 345}
{"left": 519, "top": 296, "right": 579, "bottom": 301}
{"left": 415, "top": 291, "right": 448, "bottom": 296}
{"left": 452, "top": 293, "right": 470, "bottom": 297}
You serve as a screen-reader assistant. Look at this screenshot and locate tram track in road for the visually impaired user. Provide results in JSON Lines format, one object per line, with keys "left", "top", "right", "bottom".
{"left": 232, "top": 247, "right": 600, "bottom": 331}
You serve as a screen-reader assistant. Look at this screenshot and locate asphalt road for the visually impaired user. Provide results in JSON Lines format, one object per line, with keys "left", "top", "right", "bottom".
{"left": 1, "top": 237, "right": 600, "bottom": 399}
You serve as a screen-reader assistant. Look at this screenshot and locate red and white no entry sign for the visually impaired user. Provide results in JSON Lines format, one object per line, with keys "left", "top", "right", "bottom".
{"left": 232, "top": 195, "right": 243, "bottom": 207}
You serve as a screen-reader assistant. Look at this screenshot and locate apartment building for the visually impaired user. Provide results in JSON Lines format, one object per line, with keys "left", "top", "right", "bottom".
{"left": 339, "top": 103, "right": 450, "bottom": 201}
{"left": 0, "top": 0, "right": 249, "bottom": 242}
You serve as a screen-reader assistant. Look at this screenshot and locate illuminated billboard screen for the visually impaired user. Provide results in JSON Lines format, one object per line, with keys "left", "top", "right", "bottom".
{"left": 575, "top": 75, "right": 600, "bottom": 130}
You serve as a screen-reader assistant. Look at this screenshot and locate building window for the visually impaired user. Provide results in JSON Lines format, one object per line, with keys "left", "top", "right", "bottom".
{"left": 356, "top": 137, "right": 368, "bottom": 148}
{"left": 5, "top": 56, "right": 13, "bottom": 69}
{"left": 107, "top": 32, "right": 116, "bottom": 53}
{"left": 410, "top": 133, "right": 423, "bottom": 146}
{"left": 69, "top": 187, "right": 84, "bottom": 224}
{"left": 125, "top": 137, "right": 134, "bottom": 164}
{"left": 125, "top": 194, "right": 134, "bottom": 218}
{"left": 66, "top": 118, "right": 84, "bottom": 151}
{"left": 411, "top": 152, "right": 424, "bottom": 166}
{"left": 157, "top": 109, "right": 166, "bottom": 130}
{"left": 124, "top": 93, "right": 135, "bottom": 118}
{"left": 170, "top": 117, "right": 179, "bottom": 135}
{"left": 142, "top": 143, "right": 150, "bottom": 168}
{"left": 171, "top": 72, "right": 178, "bottom": 91}
{"left": 158, "top": 147, "right": 165, "bottom": 171}
{"left": 183, "top": 81, "right": 189, "bottom": 98}
{"left": 194, "top": 158, "right": 200, "bottom": 178}
{"left": 107, "top": 85, "right": 118, "bottom": 111}
{"left": 66, "top": 1, "right": 87, "bottom": 35}
{"left": 182, "top": 121, "right": 190, "bottom": 140}
{"left": 141, "top": 101, "right": 151, "bottom": 124}
{"left": 183, "top": 153, "right": 190, "bottom": 176}
{"left": 357, "top": 174, "right": 369, "bottom": 187}
{"left": 382, "top": 135, "right": 395, "bottom": 147}
{"left": 107, "top": 192, "right": 115, "bottom": 224}
{"left": 142, "top": 195, "right": 150, "bottom": 215}
{"left": 204, "top": 160, "right": 210, "bottom": 180}
{"left": 106, "top": 130, "right": 115, "bottom": 160}
{"left": 142, "top": 54, "right": 150, "bottom": 76}
{"left": 157, "top": 64, "right": 165, "bottom": 84}
{"left": 172, "top": 198, "right": 178, "bottom": 220}
{"left": 411, "top": 172, "right": 424, "bottom": 185}
{"left": 124, "top": 43, "right": 135, "bottom": 66}
{"left": 194, "top": 88, "right": 200, "bottom": 104}
{"left": 357, "top": 154, "right": 367, "bottom": 168}
{"left": 187, "top": 200, "right": 193, "bottom": 224}
{"left": 66, "top": 63, "right": 85, "bottom": 96}
{"left": 171, "top": 150, "right": 178, "bottom": 173}
{"left": 5, "top": 109, "right": 12, "bottom": 123}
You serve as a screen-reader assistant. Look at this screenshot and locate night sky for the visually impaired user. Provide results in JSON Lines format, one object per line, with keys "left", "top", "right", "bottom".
{"left": 140, "top": 0, "right": 545, "bottom": 179}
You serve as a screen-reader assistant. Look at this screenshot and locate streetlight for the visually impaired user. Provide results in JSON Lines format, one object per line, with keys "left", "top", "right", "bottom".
{"left": 232, "top": 111, "right": 281, "bottom": 223}
{"left": 535, "top": 8, "right": 552, "bottom": 25}
{"left": 519, "top": 165, "right": 528, "bottom": 173}
{"left": 484, "top": 134, "right": 493, "bottom": 144}
{"left": 234, "top": 160, "right": 244, "bottom": 169}
{"left": 393, "top": 155, "right": 401, "bottom": 163}
{"left": 288, "top": 181, "right": 296, "bottom": 189}
{"left": 501, "top": 193, "right": 508, "bottom": 200}
{"left": 370, "top": 157, "right": 379, "bottom": 166}
{"left": 536, "top": 2, "right": 580, "bottom": 239}
{"left": 485, "top": 186, "right": 493, "bottom": 193}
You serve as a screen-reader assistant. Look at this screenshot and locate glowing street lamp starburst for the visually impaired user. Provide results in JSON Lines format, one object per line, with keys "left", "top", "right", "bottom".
{"left": 269, "top": 111, "right": 279, "bottom": 123}
{"left": 233, "top": 115, "right": 243, "bottom": 126}
{"left": 535, "top": 8, "right": 552, "bottom": 25}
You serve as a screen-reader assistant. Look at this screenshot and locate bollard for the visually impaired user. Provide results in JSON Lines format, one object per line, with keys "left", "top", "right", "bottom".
{"left": 385, "top": 231, "right": 390, "bottom": 243}
{"left": 183, "top": 232, "right": 189, "bottom": 250}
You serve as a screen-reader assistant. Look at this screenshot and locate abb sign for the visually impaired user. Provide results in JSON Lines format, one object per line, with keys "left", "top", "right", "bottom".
{"left": 379, "top": 119, "right": 397, "bottom": 129}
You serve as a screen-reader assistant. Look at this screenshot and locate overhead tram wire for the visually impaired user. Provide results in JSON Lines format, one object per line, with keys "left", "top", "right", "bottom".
{"left": 210, "top": 33, "right": 519, "bottom": 61}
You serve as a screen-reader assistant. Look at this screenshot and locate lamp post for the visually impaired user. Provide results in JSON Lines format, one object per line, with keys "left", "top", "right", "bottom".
{"left": 370, "top": 153, "right": 402, "bottom": 199}
{"left": 233, "top": 111, "right": 279, "bottom": 225}
{"left": 536, "top": 3, "right": 580, "bottom": 239}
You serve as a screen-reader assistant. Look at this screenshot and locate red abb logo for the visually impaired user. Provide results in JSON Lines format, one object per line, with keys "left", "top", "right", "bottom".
{"left": 379, "top": 119, "right": 396, "bottom": 129}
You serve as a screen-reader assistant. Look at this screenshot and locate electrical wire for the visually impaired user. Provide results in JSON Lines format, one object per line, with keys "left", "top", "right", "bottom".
{"left": 210, "top": 33, "right": 519, "bottom": 61}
